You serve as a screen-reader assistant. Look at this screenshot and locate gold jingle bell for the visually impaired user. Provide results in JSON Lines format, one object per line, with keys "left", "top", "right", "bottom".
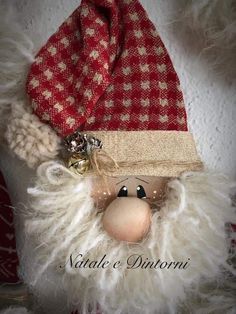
{"left": 68, "top": 153, "right": 90, "bottom": 175}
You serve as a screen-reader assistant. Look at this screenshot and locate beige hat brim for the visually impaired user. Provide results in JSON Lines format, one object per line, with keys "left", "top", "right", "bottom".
{"left": 87, "top": 130, "right": 203, "bottom": 177}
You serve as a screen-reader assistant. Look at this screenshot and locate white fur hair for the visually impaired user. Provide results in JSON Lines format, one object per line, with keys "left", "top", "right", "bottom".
{"left": 23, "top": 161, "right": 236, "bottom": 314}
{"left": 181, "top": 276, "right": 236, "bottom": 314}
{"left": 0, "top": 7, "right": 34, "bottom": 102}
{"left": 0, "top": 6, "right": 34, "bottom": 116}
{"left": 179, "top": 0, "right": 236, "bottom": 78}
{"left": 0, "top": 307, "right": 31, "bottom": 314}
{"left": 0, "top": 5, "right": 61, "bottom": 167}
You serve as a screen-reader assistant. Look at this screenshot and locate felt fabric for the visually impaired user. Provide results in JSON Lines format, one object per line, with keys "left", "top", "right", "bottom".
{"left": 85, "top": 130, "right": 203, "bottom": 176}
{"left": 26, "top": 0, "right": 187, "bottom": 137}
{"left": 0, "top": 171, "right": 19, "bottom": 284}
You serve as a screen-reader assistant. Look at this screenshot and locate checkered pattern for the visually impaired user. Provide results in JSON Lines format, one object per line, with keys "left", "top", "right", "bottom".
{"left": 27, "top": 0, "right": 187, "bottom": 137}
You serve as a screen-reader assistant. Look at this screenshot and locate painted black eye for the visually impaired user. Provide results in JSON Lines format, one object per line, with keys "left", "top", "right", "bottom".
{"left": 117, "top": 186, "right": 128, "bottom": 197}
{"left": 137, "top": 185, "right": 146, "bottom": 199}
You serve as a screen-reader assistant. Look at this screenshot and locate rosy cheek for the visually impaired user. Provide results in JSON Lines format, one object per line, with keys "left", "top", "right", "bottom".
{"left": 150, "top": 189, "right": 165, "bottom": 201}
{"left": 90, "top": 178, "right": 116, "bottom": 210}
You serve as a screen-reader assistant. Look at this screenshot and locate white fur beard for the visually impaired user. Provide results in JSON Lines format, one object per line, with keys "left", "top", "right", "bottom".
{"left": 21, "top": 161, "right": 236, "bottom": 314}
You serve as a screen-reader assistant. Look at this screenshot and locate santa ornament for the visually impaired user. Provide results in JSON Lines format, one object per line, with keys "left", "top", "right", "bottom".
{"left": 0, "top": 0, "right": 235, "bottom": 313}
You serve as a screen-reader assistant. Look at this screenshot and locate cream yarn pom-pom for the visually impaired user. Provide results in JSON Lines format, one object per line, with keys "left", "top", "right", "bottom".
{"left": 5, "top": 101, "right": 61, "bottom": 168}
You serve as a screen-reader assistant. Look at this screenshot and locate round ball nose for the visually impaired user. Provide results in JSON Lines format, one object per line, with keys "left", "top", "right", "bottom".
{"left": 102, "top": 197, "right": 151, "bottom": 243}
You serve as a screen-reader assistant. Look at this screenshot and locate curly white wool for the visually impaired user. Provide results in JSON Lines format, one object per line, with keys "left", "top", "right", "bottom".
{"left": 0, "top": 6, "right": 34, "bottom": 118}
{"left": 0, "top": 5, "right": 61, "bottom": 167}
{"left": 5, "top": 101, "right": 61, "bottom": 168}
{"left": 0, "top": 307, "right": 31, "bottom": 314}
{"left": 23, "top": 161, "right": 236, "bottom": 314}
{"left": 179, "top": 0, "right": 236, "bottom": 78}
{"left": 181, "top": 276, "right": 236, "bottom": 314}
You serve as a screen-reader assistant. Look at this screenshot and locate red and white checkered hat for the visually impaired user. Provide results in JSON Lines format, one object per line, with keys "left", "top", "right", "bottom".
{"left": 26, "top": 0, "right": 202, "bottom": 177}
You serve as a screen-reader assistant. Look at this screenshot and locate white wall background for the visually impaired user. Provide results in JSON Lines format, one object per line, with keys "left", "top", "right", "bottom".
{"left": 0, "top": 0, "right": 236, "bottom": 206}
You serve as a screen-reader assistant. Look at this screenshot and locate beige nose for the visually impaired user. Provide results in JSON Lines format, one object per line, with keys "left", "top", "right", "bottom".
{"left": 102, "top": 197, "right": 151, "bottom": 243}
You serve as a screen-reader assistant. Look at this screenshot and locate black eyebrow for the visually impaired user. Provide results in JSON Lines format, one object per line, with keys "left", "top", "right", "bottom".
{"left": 116, "top": 178, "right": 129, "bottom": 185}
{"left": 135, "top": 177, "right": 149, "bottom": 184}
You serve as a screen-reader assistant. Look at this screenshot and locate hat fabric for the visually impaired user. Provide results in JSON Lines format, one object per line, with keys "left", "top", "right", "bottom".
{"left": 0, "top": 170, "right": 19, "bottom": 284}
{"left": 26, "top": 0, "right": 202, "bottom": 177}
